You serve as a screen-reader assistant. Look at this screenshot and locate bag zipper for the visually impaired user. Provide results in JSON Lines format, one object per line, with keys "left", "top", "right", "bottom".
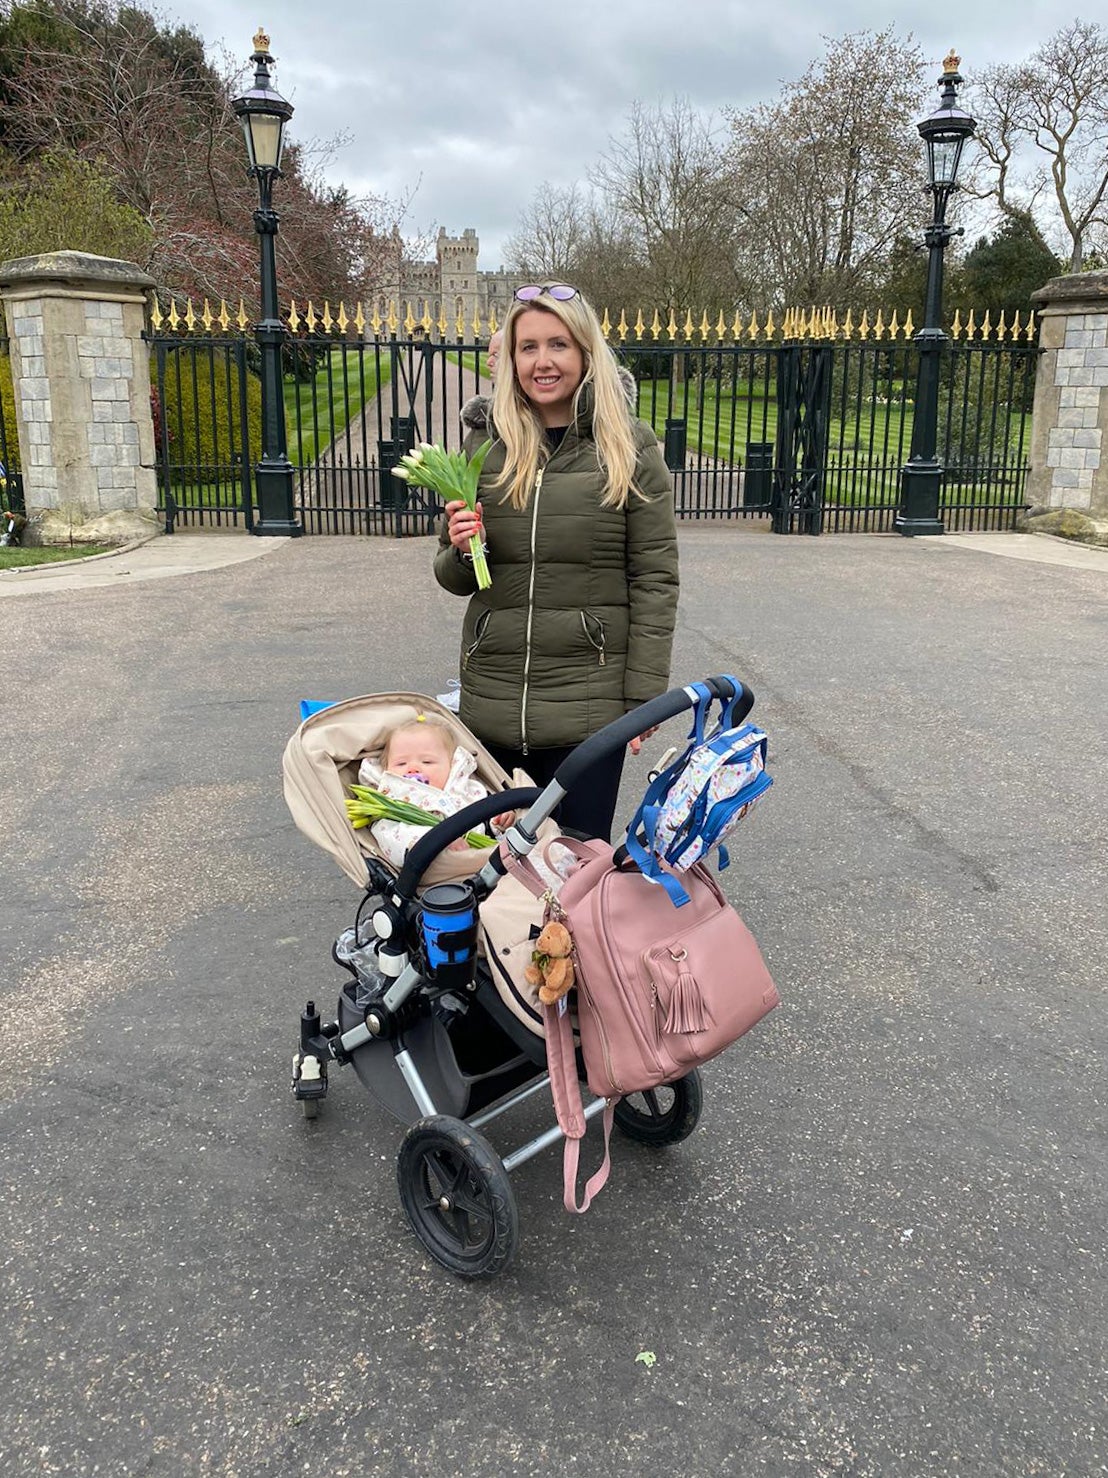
{"left": 519, "top": 467, "right": 544, "bottom": 755}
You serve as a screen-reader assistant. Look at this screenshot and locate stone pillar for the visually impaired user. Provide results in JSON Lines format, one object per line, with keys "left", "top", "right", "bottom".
{"left": 0, "top": 250, "right": 158, "bottom": 544}
{"left": 1027, "top": 270, "right": 1108, "bottom": 519}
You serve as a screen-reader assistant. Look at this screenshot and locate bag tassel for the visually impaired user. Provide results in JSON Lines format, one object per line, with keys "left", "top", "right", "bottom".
{"left": 664, "top": 971, "right": 713, "bottom": 1034}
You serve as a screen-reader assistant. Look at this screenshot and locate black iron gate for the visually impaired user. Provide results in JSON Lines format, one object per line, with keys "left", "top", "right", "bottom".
{"left": 145, "top": 324, "right": 1038, "bottom": 536}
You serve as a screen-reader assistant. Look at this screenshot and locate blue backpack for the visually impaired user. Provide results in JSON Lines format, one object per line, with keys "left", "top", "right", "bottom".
{"left": 623, "top": 678, "right": 773, "bottom": 906}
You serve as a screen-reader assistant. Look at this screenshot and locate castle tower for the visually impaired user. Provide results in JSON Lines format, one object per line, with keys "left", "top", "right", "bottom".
{"left": 437, "top": 227, "right": 480, "bottom": 330}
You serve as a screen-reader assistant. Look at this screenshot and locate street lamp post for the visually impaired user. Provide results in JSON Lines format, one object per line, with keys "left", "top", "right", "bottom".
{"left": 232, "top": 30, "right": 301, "bottom": 537}
{"left": 895, "top": 52, "right": 976, "bottom": 537}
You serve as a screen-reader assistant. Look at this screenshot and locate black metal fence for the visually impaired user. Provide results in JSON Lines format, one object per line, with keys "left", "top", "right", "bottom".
{"left": 144, "top": 328, "right": 1038, "bottom": 536}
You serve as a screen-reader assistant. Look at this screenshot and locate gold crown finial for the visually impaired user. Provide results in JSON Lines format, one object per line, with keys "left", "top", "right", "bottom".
{"left": 943, "top": 50, "right": 960, "bottom": 73}
{"left": 253, "top": 27, "right": 270, "bottom": 53}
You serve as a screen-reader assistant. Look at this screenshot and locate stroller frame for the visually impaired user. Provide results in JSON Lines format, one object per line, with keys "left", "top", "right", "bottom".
{"left": 291, "top": 676, "right": 752, "bottom": 1278}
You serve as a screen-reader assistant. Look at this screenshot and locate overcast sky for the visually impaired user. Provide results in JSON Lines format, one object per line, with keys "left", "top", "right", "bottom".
{"left": 179, "top": 0, "right": 1066, "bottom": 269}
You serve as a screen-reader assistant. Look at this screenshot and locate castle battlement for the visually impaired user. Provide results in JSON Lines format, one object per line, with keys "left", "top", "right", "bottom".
{"left": 383, "top": 228, "right": 528, "bottom": 330}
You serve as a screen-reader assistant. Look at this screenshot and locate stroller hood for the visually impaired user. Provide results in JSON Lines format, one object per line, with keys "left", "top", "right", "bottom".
{"left": 282, "top": 692, "right": 526, "bottom": 889}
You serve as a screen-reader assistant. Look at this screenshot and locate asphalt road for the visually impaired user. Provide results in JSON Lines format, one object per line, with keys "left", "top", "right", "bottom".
{"left": 2, "top": 527, "right": 1105, "bottom": 1477}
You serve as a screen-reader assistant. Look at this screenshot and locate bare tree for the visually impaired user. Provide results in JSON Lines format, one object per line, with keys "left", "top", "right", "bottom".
{"left": 971, "top": 20, "right": 1108, "bottom": 271}
{"left": 725, "top": 28, "right": 929, "bottom": 309}
{"left": 589, "top": 97, "right": 742, "bottom": 315}
{"left": 504, "top": 182, "right": 586, "bottom": 278}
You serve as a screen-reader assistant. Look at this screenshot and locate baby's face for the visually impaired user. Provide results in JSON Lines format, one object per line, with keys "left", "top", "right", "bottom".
{"left": 384, "top": 726, "right": 452, "bottom": 789}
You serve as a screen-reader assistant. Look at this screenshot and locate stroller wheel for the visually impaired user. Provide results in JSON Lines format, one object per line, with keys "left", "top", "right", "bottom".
{"left": 397, "top": 1116, "right": 519, "bottom": 1279}
{"left": 613, "top": 1070, "right": 703, "bottom": 1146}
{"left": 300, "top": 1098, "right": 320, "bottom": 1120}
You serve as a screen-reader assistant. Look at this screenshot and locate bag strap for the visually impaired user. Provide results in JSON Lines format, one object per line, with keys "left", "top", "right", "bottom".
{"left": 543, "top": 1000, "right": 617, "bottom": 1214}
{"left": 502, "top": 834, "right": 600, "bottom": 901}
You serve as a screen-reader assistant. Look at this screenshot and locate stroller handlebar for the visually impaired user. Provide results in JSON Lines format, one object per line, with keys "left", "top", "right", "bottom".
{"left": 552, "top": 675, "right": 754, "bottom": 794}
{"left": 394, "top": 786, "right": 542, "bottom": 899}
{"left": 389, "top": 677, "right": 753, "bottom": 900}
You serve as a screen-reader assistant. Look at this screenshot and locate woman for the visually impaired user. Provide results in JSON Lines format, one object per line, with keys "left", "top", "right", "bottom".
{"left": 434, "top": 283, "right": 679, "bottom": 841}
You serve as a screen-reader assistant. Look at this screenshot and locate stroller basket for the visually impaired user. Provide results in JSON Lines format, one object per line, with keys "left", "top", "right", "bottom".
{"left": 282, "top": 675, "right": 758, "bottom": 1278}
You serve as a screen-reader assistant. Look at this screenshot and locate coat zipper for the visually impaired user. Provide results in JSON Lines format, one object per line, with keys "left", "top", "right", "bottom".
{"left": 519, "top": 467, "right": 544, "bottom": 755}
{"left": 462, "top": 608, "right": 492, "bottom": 669}
{"left": 581, "top": 611, "right": 606, "bottom": 666}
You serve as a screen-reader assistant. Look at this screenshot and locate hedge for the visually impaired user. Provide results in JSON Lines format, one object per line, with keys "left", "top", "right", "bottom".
{"left": 155, "top": 347, "right": 263, "bottom": 485}
{"left": 0, "top": 354, "right": 21, "bottom": 475}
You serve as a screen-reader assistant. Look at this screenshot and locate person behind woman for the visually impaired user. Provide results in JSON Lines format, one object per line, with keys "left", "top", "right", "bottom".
{"left": 433, "top": 283, "right": 679, "bottom": 841}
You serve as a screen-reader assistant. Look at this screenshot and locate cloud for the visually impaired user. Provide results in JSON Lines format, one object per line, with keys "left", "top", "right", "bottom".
{"left": 186, "top": 0, "right": 1058, "bottom": 267}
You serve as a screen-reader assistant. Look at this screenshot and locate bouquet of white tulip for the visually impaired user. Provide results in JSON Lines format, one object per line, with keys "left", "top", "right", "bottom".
{"left": 393, "top": 439, "right": 493, "bottom": 589}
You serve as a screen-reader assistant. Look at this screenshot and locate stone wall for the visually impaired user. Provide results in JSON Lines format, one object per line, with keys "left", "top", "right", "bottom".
{"left": 0, "top": 250, "right": 158, "bottom": 543}
{"left": 1027, "top": 271, "right": 1108, "bottom": 518}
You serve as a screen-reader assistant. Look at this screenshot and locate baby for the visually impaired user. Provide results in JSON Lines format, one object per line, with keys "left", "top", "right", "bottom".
{"left": 357, "top": 714, "right": 512, "bottom": 867}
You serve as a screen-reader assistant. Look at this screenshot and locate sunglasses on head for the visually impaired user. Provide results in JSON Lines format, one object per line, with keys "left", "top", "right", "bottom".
{"left": 514, "top": 283, "right": 578, "bottom": 302}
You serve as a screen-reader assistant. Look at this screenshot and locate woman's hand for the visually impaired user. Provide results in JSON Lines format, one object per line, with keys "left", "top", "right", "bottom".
{"left": 445, "top": 498, "right": 483, "bottom": 553}
{"left": 628, "top": 724, "right": 660, "bottom": 756}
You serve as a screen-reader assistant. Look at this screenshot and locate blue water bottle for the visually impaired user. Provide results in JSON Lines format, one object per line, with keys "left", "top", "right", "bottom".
{"left": 420, "top": 882, "right": 478, "bottom": 977}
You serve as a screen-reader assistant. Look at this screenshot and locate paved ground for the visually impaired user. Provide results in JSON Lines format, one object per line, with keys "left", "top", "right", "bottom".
{"left": 1, "top": 527, "right": 1105, "bottom": 1477}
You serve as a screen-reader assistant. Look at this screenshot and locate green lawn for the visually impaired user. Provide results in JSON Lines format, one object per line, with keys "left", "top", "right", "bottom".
{"left": 445, "top": 351, "right": 485, "bottom": 378}
{"left": 284, "top": 349, "right": 392, "bottom": 465}
{"left": 636, "top": 378, "right": 1027, "bottom": 473}
{"left": 0, "top": 543, "right": 112, "bottom": 568}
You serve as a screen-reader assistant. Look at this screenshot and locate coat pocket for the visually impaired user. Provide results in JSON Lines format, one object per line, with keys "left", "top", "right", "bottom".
{"left": 462, "top": 608, "right": 493, "bottom": 669}
{"left": 581, "top": 610, "right": 607, "bottom": 667}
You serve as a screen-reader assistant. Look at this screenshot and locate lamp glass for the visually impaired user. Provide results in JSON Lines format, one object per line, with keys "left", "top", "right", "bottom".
{"left": 246, "top": 112, "right": 284, "bottom": 171}
{"left": 928, "top": 133, "right": 964, "bottom": 189}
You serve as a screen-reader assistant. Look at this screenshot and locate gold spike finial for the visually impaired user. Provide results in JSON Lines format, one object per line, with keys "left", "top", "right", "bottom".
{"left": 764, "top": 309, "right": 774, "bottom": 339}
{"left": 617, "top": 309, "right": 629, "bottom": 343}
{"left": 634, "top": 308, "right": 646, "bottom": 340}
{"left": 600, "top": 307, "right": 611, "bottom": 338}
{"left": 286, "top": 300, "right": 300, "bottom": 333}
{"left": 354, "top": 302, "right": 366, "bottom": 335}
{"left": 903, "top": 309, "right": 914, "bottom": 338}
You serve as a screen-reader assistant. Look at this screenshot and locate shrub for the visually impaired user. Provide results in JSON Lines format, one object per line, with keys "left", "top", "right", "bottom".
{"left": 155, "top": 346, "right": 262, "bottom": 484}
{"left": 0, "top": 353, "right": 21, "bottom": 474}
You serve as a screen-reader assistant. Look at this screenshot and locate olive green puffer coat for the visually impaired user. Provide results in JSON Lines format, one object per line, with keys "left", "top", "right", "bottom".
{"left": 433, "top": 395, "right": 679, "bottom": 751}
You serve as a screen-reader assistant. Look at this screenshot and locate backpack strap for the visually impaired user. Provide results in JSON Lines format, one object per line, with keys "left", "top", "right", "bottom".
{"left": 543, "top": 999, "right": 617, "bottom": 1214}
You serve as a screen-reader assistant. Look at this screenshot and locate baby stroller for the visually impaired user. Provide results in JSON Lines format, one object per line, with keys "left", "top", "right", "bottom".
{"left": 282, "top": 675, "right": 758, "bottom": 1278}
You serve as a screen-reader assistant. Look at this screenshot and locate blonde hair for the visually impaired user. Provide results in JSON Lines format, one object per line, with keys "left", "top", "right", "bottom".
{"left": 490, "top": 289, "right": 639, "bottom": 510}
{"left": 381, "top": 715, "right": 455, "bottom": 765}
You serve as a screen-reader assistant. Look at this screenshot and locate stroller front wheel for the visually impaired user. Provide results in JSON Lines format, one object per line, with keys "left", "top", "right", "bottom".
{"left": 398, "top": 1116, "right": 519, "bottom": 1279}
{"left": 613, "top": 1069, "right": 703, "bottom": 1145}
